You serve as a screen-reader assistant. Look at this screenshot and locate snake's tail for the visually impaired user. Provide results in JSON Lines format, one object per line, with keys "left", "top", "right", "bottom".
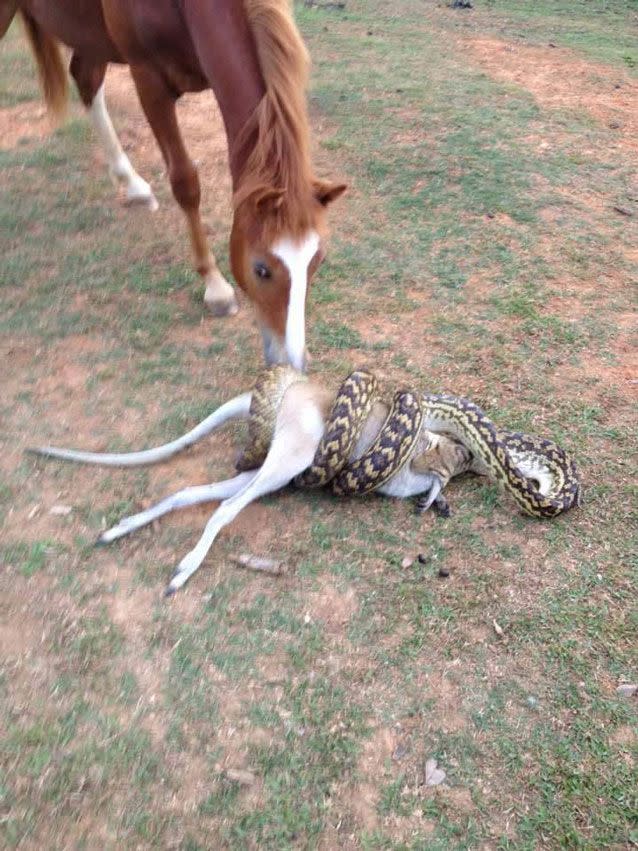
{"left": 26, "top": 392, "right": 252, "bottom": 468}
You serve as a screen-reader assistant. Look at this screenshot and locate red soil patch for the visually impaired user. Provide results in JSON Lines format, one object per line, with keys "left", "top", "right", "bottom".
{"left": 0, "top": 600, "right": 42, "bottom": 658}
{"left": 0, "top": 100, "right": 53, "bottom": 149}
{"left": 557, "top": 311, "right": 638, "bottom": 404}
{"left": 306, "top": 577, "right": 359, "bottom": 633}
{"left": 463, "top": 37, "right": 638, "bottom": 153}
{"left": 350, "top": 726, "right": 396, "bottom": 831}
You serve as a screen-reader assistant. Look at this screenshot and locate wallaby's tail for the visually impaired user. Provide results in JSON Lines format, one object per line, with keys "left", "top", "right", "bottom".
{"left": 26, "top": 392, "right": 253, "bottom": 468}
{"left": 19, "top": 10, "right": 68, "bottom": 120}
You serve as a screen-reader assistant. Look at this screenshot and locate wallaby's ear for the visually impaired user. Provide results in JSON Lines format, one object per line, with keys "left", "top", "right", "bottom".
{"left": 313, "top": 179, "right": 348, "bottom": 207}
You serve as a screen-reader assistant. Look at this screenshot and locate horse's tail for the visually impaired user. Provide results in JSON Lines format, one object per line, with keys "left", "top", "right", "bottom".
{"left": 19, "top": 10, "right": 68, "bottom": 120}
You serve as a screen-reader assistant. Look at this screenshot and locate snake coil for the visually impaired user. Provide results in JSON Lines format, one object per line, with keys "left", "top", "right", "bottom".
{"left": 238, "top": 367, "right": 581, "bottom": 517}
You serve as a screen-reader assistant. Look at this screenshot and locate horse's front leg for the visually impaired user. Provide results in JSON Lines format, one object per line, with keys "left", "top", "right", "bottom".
{"left": 129, "top": 64, "right": 238, "bottom": 316}
{"left": 69, "top": 54, "right": 157, "bottom": 209}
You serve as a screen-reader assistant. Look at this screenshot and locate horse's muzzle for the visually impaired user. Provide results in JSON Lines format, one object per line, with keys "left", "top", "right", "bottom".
{"left": 261, "top": 326, "right": 308, "bottom": 373}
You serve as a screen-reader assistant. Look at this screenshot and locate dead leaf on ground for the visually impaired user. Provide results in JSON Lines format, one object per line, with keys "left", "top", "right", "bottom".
{"left": 224, "top": 768, "right": 256, "bottom": 786}
{"left": 229, "top": 553, "right": 286, "bottom": 575}
{"left": 424, "top": 758, "right": 446, "bottom": 787}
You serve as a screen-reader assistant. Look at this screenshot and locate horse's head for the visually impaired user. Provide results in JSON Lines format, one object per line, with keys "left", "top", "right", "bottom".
{"left": 230, "top": 179, "right": 346, "bottom": 371}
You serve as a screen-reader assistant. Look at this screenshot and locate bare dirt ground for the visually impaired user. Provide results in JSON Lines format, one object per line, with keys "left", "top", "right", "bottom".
{"left": 463, "top": 36, "right": 638, "bottom": 406}
{"left": 466, "top": 36, "right": 638, "bottom": 152}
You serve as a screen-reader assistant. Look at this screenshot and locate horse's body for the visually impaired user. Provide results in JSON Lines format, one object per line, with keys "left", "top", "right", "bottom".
{"left": 1, "top": 0, "right": 345, "bottom": 369}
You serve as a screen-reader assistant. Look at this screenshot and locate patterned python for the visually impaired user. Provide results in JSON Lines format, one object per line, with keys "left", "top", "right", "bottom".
{"left": 237, "top": 366, "right": 581, "bottom": 517}
{"left": 295, "top": 369, "right": 379, "bottom": 489}
{"left": 417, "top": 394, "right": 581, "bottom": 517}
{"left": 235, "top": 366, "right": 308, "bottom": 472}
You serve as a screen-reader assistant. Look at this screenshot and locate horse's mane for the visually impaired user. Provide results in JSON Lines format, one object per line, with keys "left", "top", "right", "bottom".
{"left": 237, "top": 0, "right": 315, "bottom": 233}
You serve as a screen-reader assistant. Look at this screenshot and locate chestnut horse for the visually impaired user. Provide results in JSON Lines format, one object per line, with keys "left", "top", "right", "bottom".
{"left": 0, "top": 0, "right": 346, "bottom": 369}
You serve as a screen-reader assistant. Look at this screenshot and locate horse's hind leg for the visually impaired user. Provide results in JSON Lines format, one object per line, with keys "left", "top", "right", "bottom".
{"left": 69, "top": 54, "right": 158, "bottom": 210}
{"left": 129, "top": 64, "right": 238, "bottom": 317}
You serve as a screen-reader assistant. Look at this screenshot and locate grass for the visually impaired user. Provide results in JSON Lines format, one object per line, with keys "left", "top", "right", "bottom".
{"left": 2, "top": 540, "right": 52, "bottom": 577}
{"left": 476, "top": 0, "right": 638, "bottom": 68}
{"left": 1, "top": 2, "right": 637, "bottom": 849}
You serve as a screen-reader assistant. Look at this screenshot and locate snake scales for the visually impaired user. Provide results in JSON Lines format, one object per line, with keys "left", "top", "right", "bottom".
{"left": 237, "top": 366, "right": 581, "bottom": 518}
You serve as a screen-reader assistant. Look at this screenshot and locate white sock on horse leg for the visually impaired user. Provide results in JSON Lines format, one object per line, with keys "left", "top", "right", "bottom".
{"left": 90, "top": 83, "right": 158, "bottom": 209}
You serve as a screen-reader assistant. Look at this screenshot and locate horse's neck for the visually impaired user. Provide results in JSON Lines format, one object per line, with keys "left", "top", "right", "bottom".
{"left": 181, "top": 0, "right": 265, "bottom": 181}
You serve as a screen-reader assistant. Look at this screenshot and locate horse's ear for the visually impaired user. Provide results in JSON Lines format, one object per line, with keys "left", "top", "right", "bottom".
{"left": 254, "top": 187, "right": 286, "bottom": 213}
{"left": 313, "top": 179, "right": 347, "bottom": 207}
{"left": 233, "top": 183, "right": 285, "bottom": 213}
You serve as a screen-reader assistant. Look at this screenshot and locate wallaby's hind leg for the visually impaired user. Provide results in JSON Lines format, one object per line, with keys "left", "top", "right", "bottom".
{"left": 165, "top": 383, "right": 327, "bottom": 595}
{"left": 98, "top": 472, "right": 258, "bottom": 544}
{"left": 28, "top": 392, "right": 253, "bottom": 467}
{"left": 69, "top": 54, "right": 158, "bottom": 209}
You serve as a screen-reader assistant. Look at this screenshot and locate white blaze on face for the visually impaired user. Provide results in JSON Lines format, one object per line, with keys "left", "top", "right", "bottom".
{"left": 271, "top": 231, "right": 320, "bottom": 371}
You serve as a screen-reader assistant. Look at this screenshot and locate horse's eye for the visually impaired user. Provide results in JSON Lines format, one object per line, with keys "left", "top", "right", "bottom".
{"left": 254, "top": 262, "right": 272, "bottom": 280}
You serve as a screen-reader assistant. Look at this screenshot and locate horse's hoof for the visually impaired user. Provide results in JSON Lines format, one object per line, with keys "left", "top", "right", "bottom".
{"left": 204, "top": 280, "right": 239, "bottom": 317}
{"left": 119, "top": 171, "right": 159, "bottom": 211}
{"left": 124, "top": 190, "right": 159, "bottom": 212}
{"left": 205, "top": 298, "right": 239, "bottom": 318}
